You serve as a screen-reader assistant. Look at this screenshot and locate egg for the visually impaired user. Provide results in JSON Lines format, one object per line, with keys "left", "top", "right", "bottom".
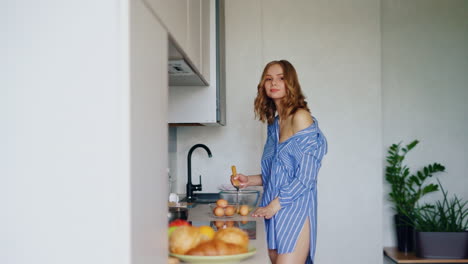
{"left": 213, "top": 206, "right": 225, "bottom": 217}
{"left": 214, "top": 220, "right": 225, "bottom": 229}
{"left": 239, "top": 205, "right": 249, "bottom": 216}
{"left": 216, "top": 199, "right": 228, "bottom": 208}
{"left": 225, "top": 220, "right": 235, "bottom": 228}
{"left": 224, "top": 205, "right": 235, "bottom": 216}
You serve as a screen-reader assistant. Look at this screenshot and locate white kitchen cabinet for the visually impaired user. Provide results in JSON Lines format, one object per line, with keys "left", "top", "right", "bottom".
{"left": 143, "top": 0, "right": 224, "bottom": 125}
{"left": 144, "top": 0, "right": 188, "bottom": 55}
{"left": 144, "top": 0, "right": 208, "bottom": 81}
{"left": 187, "top": 0, "right": 202, "bottom": 73}
{"left": 168, "top": 0, "right": 225, "bottom": 125}
{"left": 201, "top": 0, "right": 211, "bottom": 80}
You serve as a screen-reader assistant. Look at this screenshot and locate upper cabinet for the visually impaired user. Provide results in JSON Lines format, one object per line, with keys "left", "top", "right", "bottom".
{"left": 145, "top": 0, "right": 226, "bottom": 126}
{"left": 145, "top": 0, "right": 209, "bottom": 84}
{"left": 145, "top": 0, "right": 188, "bottom": 56}
{"left": 187, "top": 0, "right": 202, "bottom": 74}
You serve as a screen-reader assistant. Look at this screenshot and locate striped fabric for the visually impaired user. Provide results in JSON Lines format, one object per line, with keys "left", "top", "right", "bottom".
{"left": 261, "top": 115, "right": 327, "bottom": 264}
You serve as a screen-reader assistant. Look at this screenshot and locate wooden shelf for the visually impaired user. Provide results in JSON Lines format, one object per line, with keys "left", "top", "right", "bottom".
{"left": 384, "top": 247, "right": 468, "bottom": 263}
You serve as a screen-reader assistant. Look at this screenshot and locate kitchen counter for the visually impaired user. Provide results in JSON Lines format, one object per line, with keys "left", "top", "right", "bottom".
{"left": 187, "top": 204, "right": 270, "bottom": 264}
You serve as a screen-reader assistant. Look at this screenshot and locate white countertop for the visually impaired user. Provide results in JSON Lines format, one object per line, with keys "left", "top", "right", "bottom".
{"left": 187, "top": 204, "right": 270, "bottom": 264}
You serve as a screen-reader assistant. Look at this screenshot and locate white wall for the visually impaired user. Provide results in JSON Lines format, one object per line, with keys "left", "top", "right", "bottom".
{"left": 174, "top": 0, "right": 383, "bottom": 263}
{"left": 2, "top": 0, "right": 168, "bottom": 263}
{"left": 1, "top": 1, "right": 130, "bottom": 263}
{"left": 130, "top": 0, "right": 168, "bottom": 262}
{"left": 382, "top": 0, "right": 468, "bottom": 247}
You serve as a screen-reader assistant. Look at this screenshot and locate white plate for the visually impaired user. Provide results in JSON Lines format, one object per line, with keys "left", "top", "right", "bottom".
{"left": 170, "top": 248, "right": 256, "bottom": 264}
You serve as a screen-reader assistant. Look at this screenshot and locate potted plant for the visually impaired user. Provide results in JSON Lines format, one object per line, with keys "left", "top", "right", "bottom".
{"left": 385, "top": 140, "right": 445, "bottom": 252}
{"left": 411, "top": 181, "right": 468, "bottom": 259}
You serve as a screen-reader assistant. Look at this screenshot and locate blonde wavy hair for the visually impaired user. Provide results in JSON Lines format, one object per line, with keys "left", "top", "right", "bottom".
{"left": 254, "top": 60, "right": 310, "bottom": 124}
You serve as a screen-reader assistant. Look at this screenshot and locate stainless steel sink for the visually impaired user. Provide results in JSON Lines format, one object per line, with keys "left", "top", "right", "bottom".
{"left": 181, "top": 192, "right": 219, "bottom": 204}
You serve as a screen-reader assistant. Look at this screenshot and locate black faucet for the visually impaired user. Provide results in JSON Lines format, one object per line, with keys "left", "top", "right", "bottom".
{"left": 186, "top": 144, "right": 212, "bottom": 202}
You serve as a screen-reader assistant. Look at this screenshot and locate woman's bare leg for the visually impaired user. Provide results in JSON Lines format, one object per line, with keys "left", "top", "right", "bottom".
{"left": 276, "top": 217, "right": 310, "bottom": 264}
{"left": 268, "top": 249, "right": 278, "bottom": 264}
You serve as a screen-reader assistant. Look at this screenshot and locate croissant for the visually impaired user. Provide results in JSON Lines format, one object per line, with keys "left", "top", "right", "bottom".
{"left": 186, "top": 239, "right": 248, "bottom": 256}
{"left": 214, "top": 227, "right": 249, "bottom": 250}
{"left": 169, "top": 226, "right": 202, "bottom": 255}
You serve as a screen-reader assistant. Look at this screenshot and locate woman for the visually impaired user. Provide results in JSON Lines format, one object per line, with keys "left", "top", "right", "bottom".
{"left": 232, "top": 60, "right": 327, "bottom": 264}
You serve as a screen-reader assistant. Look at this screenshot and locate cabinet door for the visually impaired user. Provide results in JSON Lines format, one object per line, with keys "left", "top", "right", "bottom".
{"left": 145, "top": 0, "right": 209, "bottom": 79}
{"left": 201, "top": 0, "right": 211, "bottom": 81}
{"left": 145, "top": 0, "right": 188, "bottom": 52}
{"left": 187, "top": 0, "right": 202, "bottom": 73}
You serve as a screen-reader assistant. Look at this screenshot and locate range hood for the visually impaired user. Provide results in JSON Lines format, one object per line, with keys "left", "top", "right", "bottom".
{"left": 168, "top": 41, "right": 208, "bottom": 87}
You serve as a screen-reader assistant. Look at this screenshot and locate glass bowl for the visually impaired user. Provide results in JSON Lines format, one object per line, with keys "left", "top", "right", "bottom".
{"left": 219, "top": 190, "right": 260, "bottom": 212}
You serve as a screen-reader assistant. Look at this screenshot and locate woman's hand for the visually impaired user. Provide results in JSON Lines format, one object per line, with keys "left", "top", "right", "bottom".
{"left": 231, "top": 173, "right": 249, "bottom": 189}
{"left": 252, "top": 198, "right": 281, "bottom": 219}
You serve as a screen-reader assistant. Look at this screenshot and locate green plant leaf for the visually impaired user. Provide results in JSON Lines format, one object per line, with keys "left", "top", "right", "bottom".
{"left": 417, "top": 171, "right": 424, "bottom": 181}
{"left": 406, "top": 140, "right": 419, "bottom": 151}
{"left": 410, "top": 180, "right": 468, "bottom": 232}
{"left": 421, "top": 184, "right": 438, "bottom": 195}
{"left": 384, "top": 140, "right": 445, "bottom": 219}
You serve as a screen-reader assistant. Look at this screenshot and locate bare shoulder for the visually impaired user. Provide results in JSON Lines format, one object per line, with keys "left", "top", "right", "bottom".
{"left": 292, "top": 109, "right": 313, "bottom": 133}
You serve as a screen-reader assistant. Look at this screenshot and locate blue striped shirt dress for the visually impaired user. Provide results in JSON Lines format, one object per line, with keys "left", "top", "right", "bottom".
{"left": 260, "top": 115, "right": 327, "bottom": 264}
